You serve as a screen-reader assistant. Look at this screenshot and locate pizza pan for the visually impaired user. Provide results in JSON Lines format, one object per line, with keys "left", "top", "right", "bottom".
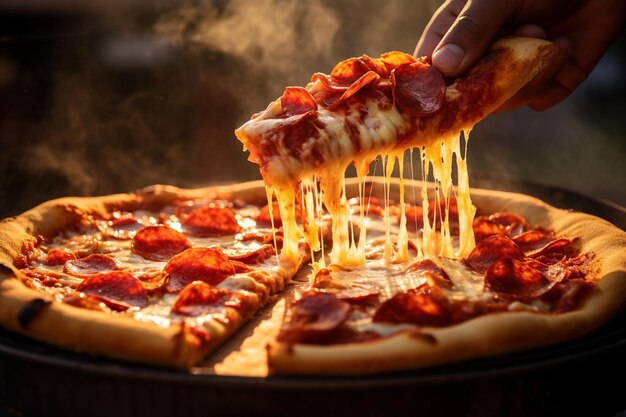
{"left": 1, "top": 179, "right": 625, "bottom": 417}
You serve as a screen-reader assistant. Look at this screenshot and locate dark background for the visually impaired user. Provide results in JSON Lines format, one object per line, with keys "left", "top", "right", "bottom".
{"left": 0, "top": 0, "right": 625, "bottom": 219}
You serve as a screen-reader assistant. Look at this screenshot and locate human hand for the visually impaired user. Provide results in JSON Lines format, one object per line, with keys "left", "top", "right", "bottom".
{"left": 415, "top": 0, "right": 626, "bottom": 110}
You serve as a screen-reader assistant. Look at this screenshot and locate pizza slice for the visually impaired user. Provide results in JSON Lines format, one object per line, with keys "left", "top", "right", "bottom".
{"left": 266, "top": 178, "right": 626, "bottom": 374}
{"left": 0, "top": 182, "right": 308, "bottom": 367}
{"left": 235, "top": 37, "right": 560, "bottom": 269}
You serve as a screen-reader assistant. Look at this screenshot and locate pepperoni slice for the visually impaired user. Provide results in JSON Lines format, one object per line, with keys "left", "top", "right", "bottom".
{"left": 171, "top": 281, "right": 243, "bottom": 317}
{"left": 392, "top": 62, "right": 445, "bottom": 115}
{"left": 359, "top": 55, "right": 388, "bottom": 77}
{"left": 46, "top": 248, "right": 76, "bottom": 266}
{"left": 373, "top": 285, "right": 452, "bottom": 327}
{"left": 64, "top": 254, "right": 117, "bottom": 277}
{"left": 380, "top": 51, "right": 417, "bottom": 71}
{"left": 311, "top": 72, "right": 348, "bottom": 93}
{"left": 230, "top": 260, "right": 252, "bottom": 273}
{"left": 484, "top": 258, "right": 553, "bottom": 300}
{"left": 280, "top": 86, "right": 317, "bottom": 116}
{"left": 327, "top": 71, "right": 380, "bottom": 109}
{"left": 100, "top": 214, "right": 142, "bottom": 239}
{"left": 404, "top": 259, "right": 452, "bottom": 288}
{"left": 181, "top": 206, "right": 242, "bottom": 237}
{"left": 163, "top": 247, "right": 235, "bottom": 293}
{"left": 131, "top": 225, "right": 191, "bottom": 262}
{"left": 330, "top": 57, "right": 368, "bottom": 83}
{"left": 473, "top": 213, "right": 529, "bottom": 242}
{"left": 512, "top": 230, "right": 555, "bottom": 252}
{"left": 76, "top": 271, "right": 149, "bottom": 310}
{"left": 465, "top": 234, "right": 525, "bottom": 273}
{"left": 277, "top": 292, "right": 351, "bottom": 344}
{"left": 530, "top": 238, "right": 577, "bottom": 259}
{"left": 227, "top": 244, "right": 276, "bottom": 265}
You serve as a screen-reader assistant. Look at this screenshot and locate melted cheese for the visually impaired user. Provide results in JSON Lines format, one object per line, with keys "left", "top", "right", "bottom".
{"left": 268, "top": 127, "right": 477, "bottom": 269}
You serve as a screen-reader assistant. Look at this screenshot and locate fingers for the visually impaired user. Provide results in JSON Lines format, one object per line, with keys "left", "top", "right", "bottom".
{"left": 513, "top": 24, "right": 547, "bottom": 39}
{"left": 527, "top": 58, "right": 589, "bottom": 110}
{"left": 415, "top": 0, "right": 466, "bottom": 58}
{"left": 431, "top": 0, "right": 516, "bottom": 77}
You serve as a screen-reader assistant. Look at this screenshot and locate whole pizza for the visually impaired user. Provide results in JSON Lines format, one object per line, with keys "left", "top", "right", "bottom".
{"left": 0, "top": 37, "right": 625, "bottom": 375}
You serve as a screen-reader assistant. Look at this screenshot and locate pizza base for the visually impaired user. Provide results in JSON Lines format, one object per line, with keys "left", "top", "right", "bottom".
{"left": 0, "top": 182, "right": 301, "bottom": 368}
{"left": 267, "top": 178, "right": 626, "bottom": 375}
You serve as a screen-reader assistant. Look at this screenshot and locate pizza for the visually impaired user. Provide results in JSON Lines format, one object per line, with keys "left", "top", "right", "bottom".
{"left": 0, "top": 183, "right": 309, "bottom": 368}
{"left": 266, "top": 178, "right": 626, "bottom": 374}
{"left": 0, "top": 36, "right": 624, "bottom": 374}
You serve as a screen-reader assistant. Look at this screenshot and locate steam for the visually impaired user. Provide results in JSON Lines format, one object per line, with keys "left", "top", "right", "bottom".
{"left": 155, "top": 0, "right": 341, "bottom": 80}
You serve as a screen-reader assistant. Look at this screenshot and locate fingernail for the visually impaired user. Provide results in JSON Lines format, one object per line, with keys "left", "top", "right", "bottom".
{"left": 433, "top": 44, "right": 465, "bottom": 72}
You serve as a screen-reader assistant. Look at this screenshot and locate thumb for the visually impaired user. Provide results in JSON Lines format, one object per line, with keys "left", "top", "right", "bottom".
{"left": 432, "top": 0, "right": 516, "bottom": 77}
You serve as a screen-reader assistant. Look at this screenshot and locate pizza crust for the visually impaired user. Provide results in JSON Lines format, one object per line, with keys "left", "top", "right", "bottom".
{"left": 0, "top": 181, "right": 297, "bottom": 368}
{"left": 267, "top": 178, "right": 626, "bottom": 375}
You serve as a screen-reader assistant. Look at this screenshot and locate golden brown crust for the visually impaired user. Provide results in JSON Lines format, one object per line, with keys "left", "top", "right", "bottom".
{"left": 268, "top": 178, "right": 626, "bottom": 375}
{"left": 426, "top": 37, "right": 559, "bottom": 141}
{"left": 0, "top": 181, "right": 298, "bottom": 368}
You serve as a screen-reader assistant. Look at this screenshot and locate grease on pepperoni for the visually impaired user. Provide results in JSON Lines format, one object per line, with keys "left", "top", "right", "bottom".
{"left": 132, "top": 225, "right": 191, "bottom": 262}
{"left": 391, "top": 62, "right": 445, "bottom": 115}
{"left": 484, "top": 258, "right": 553, "bottom": 300}
{"left": 100, "top": 214, "right": 142, "bottom": 240}
{"left": 465, "top": 234, "right": 525, "bottom": 273}
{"left": 75, "top": 271, "right": 149, "bottom": 310}
{"left": 473, "top": 213, "right": 529, "bottom": 242}
{"left": 379, "top": 51, "right": 417, "bottom": 70}
{"left": 164, "top": 247, "right": 235, "bottom": 293}
{"left": 404, "top": 259, "right": 452, "bottom": 288}
{"left": 330, "top": 57, "right": 368, "bottom": 83}
{"left": 277, "top": 292, "right": 351, "bottom": 344}
{"left": 172, "top": 281, "right": 243, "bottom": 317}
{"left": 181, "top": 206, "right": 242, "bottom": 237}
{"left": 373, "top": 285, "right": 452, "bottom": 327}
{"left": 64, "top": 254, "right": 117, "bottom": 277}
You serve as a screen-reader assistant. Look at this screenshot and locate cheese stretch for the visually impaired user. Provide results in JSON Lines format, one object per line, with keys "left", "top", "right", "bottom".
{"left": 250, "top": 101, "right": 477, "bottom": 269}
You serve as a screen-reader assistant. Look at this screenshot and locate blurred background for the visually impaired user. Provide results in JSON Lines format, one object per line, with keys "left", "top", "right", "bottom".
{"left": 0, "top": 0, "right": 624, "bottom": 218}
